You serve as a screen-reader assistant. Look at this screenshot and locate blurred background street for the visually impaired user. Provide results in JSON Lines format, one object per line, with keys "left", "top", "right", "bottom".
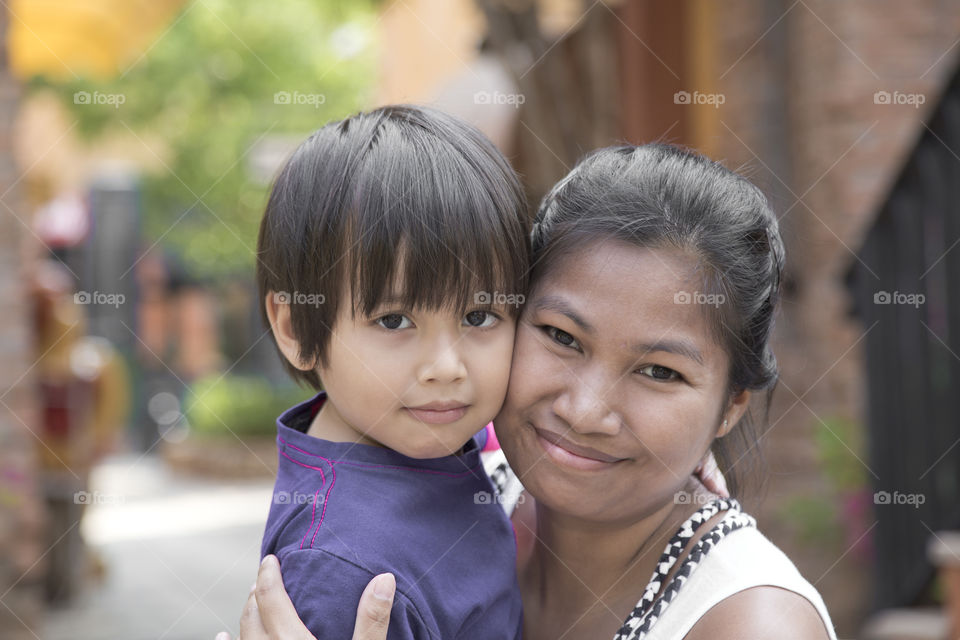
{"left": 0, "top": 0, "right": 959, "bottom": 638}
{"left": 42, "top": 453, "right": 271, "bottom": 640}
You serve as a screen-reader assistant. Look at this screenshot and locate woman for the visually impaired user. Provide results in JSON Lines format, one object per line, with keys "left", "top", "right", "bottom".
{"left": 223, "top": 144, "right": 837, "bottom": 640}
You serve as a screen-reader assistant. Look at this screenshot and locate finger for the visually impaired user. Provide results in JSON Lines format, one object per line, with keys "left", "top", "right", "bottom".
{"left": 703, "top": 452, "right": 730, "bottom": 498}
{"left": 239, "top": 588, "right": 268, "bottom": 640}
{"left": 215, "top": 632, "right": 231, "bottom": 640}
{"left": 256, "top": 554, "right": 316, "bottom": 639}
{"left": 352, "top": 573, "right": 395, "bottom": 640}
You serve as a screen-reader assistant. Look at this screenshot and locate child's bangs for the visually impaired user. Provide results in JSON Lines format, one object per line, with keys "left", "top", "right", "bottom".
{"left": 343, "top": 131, "right": 528, "bottom": 318}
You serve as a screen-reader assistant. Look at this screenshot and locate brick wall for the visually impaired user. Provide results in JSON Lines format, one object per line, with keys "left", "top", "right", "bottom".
{"left": 713, "top": 0, "right": 960, "bottom": 633}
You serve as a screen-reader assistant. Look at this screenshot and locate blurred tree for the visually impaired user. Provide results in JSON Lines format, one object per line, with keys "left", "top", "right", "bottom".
{"left": 21, "top": 0, "right": 378, "bottom": 277}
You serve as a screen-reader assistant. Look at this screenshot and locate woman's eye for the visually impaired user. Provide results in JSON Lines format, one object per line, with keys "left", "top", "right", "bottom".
{"left": 544, "top": 326, "right": 579, "bottom": 349}
{"left": 464, "top": 310, "right": 498, "bottom": 328}
{"left": 376, "top": 314, "right": 412, "bottom": 330}
{"left": 636, "top": 364, "right": 681, "bottom": 382}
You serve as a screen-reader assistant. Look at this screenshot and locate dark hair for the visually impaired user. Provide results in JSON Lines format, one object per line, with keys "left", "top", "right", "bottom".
{"left": 530, "top": 143, "right": 784, "bottom": 497}
{"left": 257, "top": 105, "right": 530, "bottom": 390}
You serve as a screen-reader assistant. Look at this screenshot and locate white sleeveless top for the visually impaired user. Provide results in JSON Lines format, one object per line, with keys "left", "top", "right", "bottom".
{"left": 481, "top": 449, "right": 838, "bottom": 640}
{"left": 641, "top": 524, "right": 838, "bottom": 640}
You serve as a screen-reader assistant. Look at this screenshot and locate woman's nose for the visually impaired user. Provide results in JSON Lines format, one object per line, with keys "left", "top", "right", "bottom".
{"left": 551, "top": 382, "right": 620, "bottom": 435}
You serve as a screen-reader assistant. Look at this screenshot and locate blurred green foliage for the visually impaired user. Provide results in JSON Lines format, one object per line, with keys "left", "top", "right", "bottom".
{"left": 777, "top": 416, "right": 869, "bottom": 549}
{"left": 32, "top": 0, "right": 378, "bottom": 278}
{"left": 814, "top": 415, "right": 868, "bottom": 492}
{"left": 778, "top": 495, "right": 841, "bottom": 547}
{"left": 185, "top": 374, "right": 310, "bottom": 437}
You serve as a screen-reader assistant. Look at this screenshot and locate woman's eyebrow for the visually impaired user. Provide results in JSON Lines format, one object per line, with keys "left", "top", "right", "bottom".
{"left": 532, "top": 295, "right": 595, "bottom": 333}
{"left": 630, "top": 340, "right": 704, "bottom": 365}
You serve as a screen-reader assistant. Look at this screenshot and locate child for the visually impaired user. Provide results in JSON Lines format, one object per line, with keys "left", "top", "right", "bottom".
{"left": 256, "top": 105, "right": 529, "bottom": 639}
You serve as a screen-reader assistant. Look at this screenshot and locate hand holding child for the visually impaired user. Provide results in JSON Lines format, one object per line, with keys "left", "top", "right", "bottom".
{"left": 216, "top": 555, "right": 394, "bottom": 640}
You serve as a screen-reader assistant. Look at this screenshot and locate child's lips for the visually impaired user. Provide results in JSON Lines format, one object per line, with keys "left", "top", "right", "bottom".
{"left": 404, "top": 404, "right": 470, "bottom": 424}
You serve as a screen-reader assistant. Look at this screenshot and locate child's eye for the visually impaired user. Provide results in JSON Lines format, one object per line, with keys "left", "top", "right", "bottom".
{"left": 542, "top": 325, "right": 580, "bottom": 350}
{"left": 376, "top": 313, "right": 412, "bottom": 330}
{"left": 464, "top": 310, "right": 498, "bottom": 328}
{"left": 636, "top": 364, "right": 682, "bottom": 382}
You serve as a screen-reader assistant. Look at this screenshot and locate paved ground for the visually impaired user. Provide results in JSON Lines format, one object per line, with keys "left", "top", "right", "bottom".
{"left": 41, "top": 452, "right": 274, "bottom": 640}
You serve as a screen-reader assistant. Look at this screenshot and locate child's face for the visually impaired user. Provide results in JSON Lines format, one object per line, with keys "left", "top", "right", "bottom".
{"left": 311, "top": 294, "right": 517, "bottom": 458}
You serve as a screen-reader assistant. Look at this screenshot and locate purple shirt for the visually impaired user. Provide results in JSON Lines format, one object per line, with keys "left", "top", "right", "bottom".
{"left": 261, "top": 391, "right": 523, "bottom": 640}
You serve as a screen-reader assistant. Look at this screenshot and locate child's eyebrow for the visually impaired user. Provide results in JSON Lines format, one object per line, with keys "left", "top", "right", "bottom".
{"left": 369, "top": 288, "right": 407, "bottom": 306}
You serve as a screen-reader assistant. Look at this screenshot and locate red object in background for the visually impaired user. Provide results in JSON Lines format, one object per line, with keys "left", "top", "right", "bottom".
{"left": 38, "top": 379, "right": 93, "bottom": 442}
{"left": 39, "top": 380, "right": 70, "bottom": 440}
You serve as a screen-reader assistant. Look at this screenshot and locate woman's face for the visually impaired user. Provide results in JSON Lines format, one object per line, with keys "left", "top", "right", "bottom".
{"left": 495, "top": 239, "right": 747, "bottom": 522}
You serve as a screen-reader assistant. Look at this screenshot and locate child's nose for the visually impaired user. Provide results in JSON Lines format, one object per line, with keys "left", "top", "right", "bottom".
{"left": 417, "top": 337, "right": 467, "bottom": 385}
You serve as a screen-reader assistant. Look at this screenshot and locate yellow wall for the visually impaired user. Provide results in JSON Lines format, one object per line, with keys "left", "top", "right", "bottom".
{"left": 8, "top": 0, "right": 187, "bottom": 80}
{"left": 375, "top": 0, "right": 484, "bottom": 104}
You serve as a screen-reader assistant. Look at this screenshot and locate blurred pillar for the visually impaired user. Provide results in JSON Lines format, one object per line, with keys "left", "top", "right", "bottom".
{"left": 617, "top": 0, "right": 689, "bottom": 145}
{"left": 84, "top": 173, "right": 142, "bottom": 449}
{"left": 0, "top": 4, "right": 46, "bottom": 638}
{"left": 84, "top": 173, "right": 140, "bottom": 350}
{"left": 174, "top": 286, "right": 222, "bottom": 381}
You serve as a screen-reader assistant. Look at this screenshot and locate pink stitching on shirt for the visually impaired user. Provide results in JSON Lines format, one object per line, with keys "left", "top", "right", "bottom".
{"left": 277, "top": 433, "right": 483, "bottom": 550}
{"left": 278, "top": 436, "right": 482, "bottom": 478}
{"left": 298, "top": 487, "right": 322, "bottom": 550}
{"left": 278, "top": 448, "right": 326, "bottom": 483}
{"left": 278, "top": 449, "right": 336, "bottom": 550}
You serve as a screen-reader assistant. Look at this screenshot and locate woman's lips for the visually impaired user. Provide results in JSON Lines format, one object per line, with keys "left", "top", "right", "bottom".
{"left": 534, "top": 427, "right": 626, "bottom": 471}
{"left": 404, "top": 405, "right": 469, "bottom": 424}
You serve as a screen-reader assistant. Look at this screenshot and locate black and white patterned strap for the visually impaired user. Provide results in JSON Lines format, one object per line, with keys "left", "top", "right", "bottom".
{"left": 613, "top": 498, "right": 756, "bottom": 640}
{"left": 487, "top": 458, "right": 511, "bottom": 496}
{"left": 482, "top": 450, "right": 525, "bottom": 517}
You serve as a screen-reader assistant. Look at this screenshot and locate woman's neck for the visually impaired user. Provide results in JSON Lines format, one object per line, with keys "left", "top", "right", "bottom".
{"left": 520, "top": 481, "right": 711, "bottom": 639}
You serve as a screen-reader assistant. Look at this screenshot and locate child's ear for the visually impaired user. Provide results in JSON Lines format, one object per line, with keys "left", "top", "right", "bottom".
{"left": 264, "top": 291, "right": 314, "bottom": 371}
{"left": 718, "top": 388, "right": 751, "bottom": 438}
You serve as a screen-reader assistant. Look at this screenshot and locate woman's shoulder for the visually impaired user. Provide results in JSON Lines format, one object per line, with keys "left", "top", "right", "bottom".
{"left": 639, "top": 509, "right": 838, "bottom": 640}
{"left": 683, "top": 583, "right": 833, "bottom": 640}
{"left": 664, "top": 524, "right": 836, "bottom": 640}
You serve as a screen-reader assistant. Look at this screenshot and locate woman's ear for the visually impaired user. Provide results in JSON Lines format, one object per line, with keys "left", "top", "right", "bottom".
{"left": 718, "top": 388, "right": 751, "bottom": 438}
{"left": 264, "top": 291, "right": 314, "bottom": 371}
